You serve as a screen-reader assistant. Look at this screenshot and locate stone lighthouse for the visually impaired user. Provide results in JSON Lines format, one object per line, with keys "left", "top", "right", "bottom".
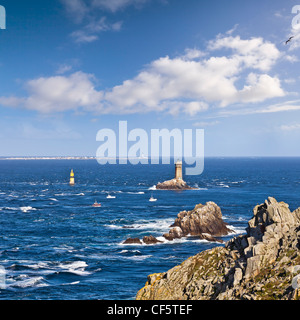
{"left": 69, "top": 169, "right": 75, "bottom": 185}
{"left": 175, "top": 160, "right": 183, "bottom": 180}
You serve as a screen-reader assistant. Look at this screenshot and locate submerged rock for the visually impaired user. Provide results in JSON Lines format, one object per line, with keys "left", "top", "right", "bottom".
{"left": 136, "top": 197, "right": 300, "bottom": 300}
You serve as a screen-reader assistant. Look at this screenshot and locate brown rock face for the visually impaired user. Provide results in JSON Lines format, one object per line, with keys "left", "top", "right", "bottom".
{"left": 164, "top": 201, "right": 231, "bottom": 241}
{"left": 143, "top": 235, "right": 163, "bottom": 244}
{"left": 123, "top": 238, "right": 142, "bottom": 245}
{"left": 156, "top": 179, "right": 195, "bottom": 190}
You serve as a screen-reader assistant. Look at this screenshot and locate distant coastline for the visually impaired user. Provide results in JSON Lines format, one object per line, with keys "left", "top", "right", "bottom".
{"left": 1, "top": 156, "right": 300, "bottom": 161}
{"left": 0, "top": 156, "right": 97, "bottom": 160}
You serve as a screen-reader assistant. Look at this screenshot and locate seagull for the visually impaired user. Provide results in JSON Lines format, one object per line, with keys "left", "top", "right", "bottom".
{"left": 285, "top": 36, "right": 294, "bottom": 45}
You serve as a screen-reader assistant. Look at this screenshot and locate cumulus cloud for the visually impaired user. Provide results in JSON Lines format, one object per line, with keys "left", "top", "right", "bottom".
{"left": 103, "top": 35, "right": 284, "bottom": 112}
{"left": 0, "top": 34, "right": 287, "bottom": 115}
{"left": 0, "top": 72, "right": 103, "bottom": 113}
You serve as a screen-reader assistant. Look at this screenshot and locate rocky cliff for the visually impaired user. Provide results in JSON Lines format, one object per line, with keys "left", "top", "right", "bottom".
{"left": 136, "top": 197, "right": 300, "bottom": 300}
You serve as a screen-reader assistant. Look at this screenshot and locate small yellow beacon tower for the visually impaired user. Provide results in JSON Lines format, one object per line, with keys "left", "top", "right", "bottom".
{"left": 70, "top": 169, "right": 75, "bottom": 185}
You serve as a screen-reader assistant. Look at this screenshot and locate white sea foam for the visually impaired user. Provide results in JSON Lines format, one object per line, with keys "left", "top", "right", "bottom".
{"left": 104, "top": 224, "right": 124, "bottom": 230}
{"left": 227, "top": 225, "right": 246, "bottom": 235}
{"left": 123, "top": 255, "right": 153, "bottom": 261}
{"left": 62, "top": 281, "right": 80, "bottom": 286}
{"left": 58, "top": 261, "right": 91, "bottom": 276}
{"left": 125, "top": 218, "right": 174, "bottom": 232}
{"left": 49, "top": 198, "right": 58, "bottom": 201}
{"left": 20, "top": 206, "right": 36, "bottom": 213}
{"left": 219, "top": 183, "right": 230, "bottom": 188}
{"left": 126, "top": 191, "right": 145, "bottom": 194}
{"left": 148, "top": 185, "right": 157, "bottom": 190}
{"left": 10, "top": 276, "right": 47, "bottom": 288}
{"left": 120, "top": 249, "right": 141, "bottom": 254}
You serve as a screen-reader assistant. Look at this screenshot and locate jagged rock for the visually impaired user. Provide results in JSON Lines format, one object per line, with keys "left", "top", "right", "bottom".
{"left": 292, "top": 275, "right": 300, "bottom": 290}
{"left": 156, "top": 179, "right": 195, "bottom": 190}
{"left": 163, "top": 227, "right": 183, "bottom": 240}
{"left": 143, "top": 235, "right": 163, "bottom": 244}
{"left": 164, "top": 201, "right": 231, "bottom": 241}
{"left": 136, "top": 197, "right": 300, "bottom": 300}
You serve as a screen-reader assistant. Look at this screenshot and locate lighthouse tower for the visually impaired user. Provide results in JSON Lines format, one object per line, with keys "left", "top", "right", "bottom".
{"left": 175, "top": 160, "right": 183, "bottom": 180}
{"left": 69, "top": 169, "right": 75, "bottom": 185}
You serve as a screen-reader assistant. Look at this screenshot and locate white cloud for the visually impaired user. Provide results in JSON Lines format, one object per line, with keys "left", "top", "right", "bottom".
{"left": 280, "top": 123, "right": 300, "bottom": 131}
{"left": 1, "top": 72, "right": 103, "bottom": 113}
{"left": 0, "top": 34, "right": 287, "bottom": 116}
{"left": 71, "top": 17, "right": 123, "bottom": 43}
{"left": 91, "top": 0, "right": 148, "bottom": 12}
{"left": 218, "top": 100, "right": 300, "bottom": 117}
{"left": 208, "top": 35, "right": 281, "bottom": 71}
{"left": 193, "top": 121, "right": 220, "bottom": 127}
{"left": 60, "top": 0, "right": 89, "bottom": 23}
{"left": 56, "top": 64, "right": 73, "bottom": 75}
{"left": 104, "top": 35, "right": 284, "bottom": 112}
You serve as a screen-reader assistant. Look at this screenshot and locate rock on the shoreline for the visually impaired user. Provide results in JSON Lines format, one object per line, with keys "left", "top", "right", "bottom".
{"left": 136, "top": 197, "right": 300, "bottom": 300}
{"left": 163, "top": 201, "right": 231, "bottom": 242}
{"left": 156, "top": 178, "right": 195, "bottom": 190}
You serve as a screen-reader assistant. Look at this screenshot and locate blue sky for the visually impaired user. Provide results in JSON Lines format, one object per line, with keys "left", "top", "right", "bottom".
{"left": 1, "top": 0, "right": 300, "bottom": 156}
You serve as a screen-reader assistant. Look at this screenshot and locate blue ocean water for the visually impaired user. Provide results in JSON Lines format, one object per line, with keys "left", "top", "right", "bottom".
{"left": 0, "top": 158, "right": 300, "bottom": 300}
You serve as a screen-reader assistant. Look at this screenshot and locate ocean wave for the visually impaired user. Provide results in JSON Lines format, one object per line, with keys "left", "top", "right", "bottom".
{"left": 2, "top": 207, "right": 19, "bottom": 211}
{"left": 49, "top": 198, "right": 58, "bottom": 201}
{"left": 123, "top": 218, "right": 174, "bottom": 232}
{"left": 126, "top": 191, "right": 145, "bottom": 194}
{"left": 218, "top": 183, "right": 230, "bottom": 188}
{"left": 104, "top": 224, "right": 125, "bottom": 230}
{"left": 227, "top": 225, "right": 246, "bottom": 235}
{"left": 57, "top": 261, "right": 91, "bottom": 276}
{"left": 148, "top": 185, "right": 157, "bottom": 190}
{"left": 9, "top": 275, "right": 48, "bottom": 289}
{"left": 122, "top": 255, "right": 153, "bottom": 261}
{"left": 20, "top": 206, "right": 37, "bottom": 213}
{"left": 119, "top": 249, "right": 141, "bottom": 254}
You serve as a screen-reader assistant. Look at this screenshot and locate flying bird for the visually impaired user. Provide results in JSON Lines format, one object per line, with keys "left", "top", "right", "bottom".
{"left": 285, "top": 36, "right": 294, "bottom": 45}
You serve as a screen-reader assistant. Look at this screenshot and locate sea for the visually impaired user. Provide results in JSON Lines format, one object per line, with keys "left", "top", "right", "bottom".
{"left": 0, "top": 157, "right": 300, "bottom": 300}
